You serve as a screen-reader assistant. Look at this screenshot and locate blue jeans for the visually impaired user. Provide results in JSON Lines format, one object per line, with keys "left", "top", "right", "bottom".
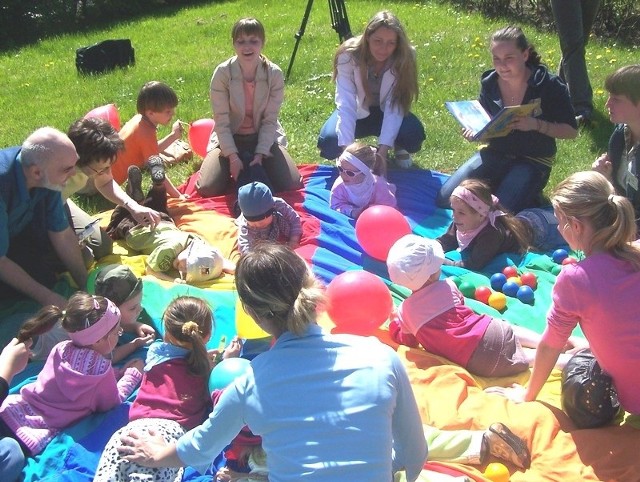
{"left": 551, "top": 0, "right": 601, "bottom": 114}
{"left": 317, "top": 106, "right": 425, "bottom": 160}
{"left": 436, "top": 149, "right": 551, "bottom": 213}
{"left": 516, "top": 206, "right": 568, "bottom": 252}
{"left": 0, "top": 437, "right": 24, "bottom": 482}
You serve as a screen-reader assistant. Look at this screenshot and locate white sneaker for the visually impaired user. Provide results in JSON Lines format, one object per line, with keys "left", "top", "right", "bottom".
{"left": 394, "top": 149, "right": 413, "bottom": 168}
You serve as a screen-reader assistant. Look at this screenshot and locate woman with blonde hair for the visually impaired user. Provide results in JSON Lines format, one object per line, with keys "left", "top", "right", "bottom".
{"left": 317, "top": 11, "right": 425, "bottom": 176}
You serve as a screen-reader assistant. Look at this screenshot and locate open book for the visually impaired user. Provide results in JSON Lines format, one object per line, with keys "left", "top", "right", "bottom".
{"left": 445, "top": 99, "right": 540, "bottom": 141}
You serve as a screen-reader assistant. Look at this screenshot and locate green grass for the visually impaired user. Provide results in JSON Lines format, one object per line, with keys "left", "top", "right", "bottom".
{"left": 1, "top": 0, "right": 637, "bottom": 213}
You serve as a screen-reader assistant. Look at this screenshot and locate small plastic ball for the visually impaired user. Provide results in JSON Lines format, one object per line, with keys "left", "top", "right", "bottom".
{"left": 484, "top": 462, "right": 510, "bottom": 482}
{"left": 551, "top": 264, "right": 563, "bottom": 275}
{"left": 517, "top": 285, "right": 535, "bottom": 304}
{"left": 562, "top": 256, "right": 578, "bottom": 265}
{"left": 502, "top": 280, "right": 520, "bottom": 298}
{"left": 552, "top": 248, "right": 569, "bottom": 264}
{"left": 450, "top": 276, "right": 463, "bottom": 287}
{"left": 488, "top": 292, "right": 507, "bottom": 311}
{"left": 474, "top": 286, "right": 492, "bottom": 304}
{"left": 490, "top": 273, "right": 508, "bottom": 292}
{"left": 507, "top": 276, "right": 522, "bottom": 286}
{"left": 502, "top": 266, "right": 518, "bottom": 278}
{"left": 458, "top": 280, "right": 476, "bottom": 298}
{"left": 520, "top": 272, "right": 538, "bottom": 289}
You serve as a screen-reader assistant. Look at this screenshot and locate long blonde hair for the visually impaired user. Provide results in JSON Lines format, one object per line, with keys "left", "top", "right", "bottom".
{"left": 551, "top": 171, "right": 640, "bottom": 269}
{"left": 333, "top": 11, "right": 418, "bottom": 113}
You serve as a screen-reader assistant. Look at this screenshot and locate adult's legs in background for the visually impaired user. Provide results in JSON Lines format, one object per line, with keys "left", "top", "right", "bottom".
{"left": 393, "top": 112, "right": 426, "bottom": 154}
{"left": 196, "top": 147, "right": 230, "bottom": 197}
{"left": 317, "top": 108, "right": 384, "bottom": 160}
{"left": 494, "top": 160, "right": 550, "bottom": 213}
{"left": 263, "top": 143, "right": 303, "bottom": 193}
{"left": 66, "top": 199, "right": 113, "bottom": 264}
{"left": 551, "top": 0, "right": 601, "bottom": 118}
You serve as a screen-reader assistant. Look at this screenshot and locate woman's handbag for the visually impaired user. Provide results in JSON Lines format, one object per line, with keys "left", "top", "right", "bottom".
{"left": 561, "top": 348, "right": 620, "bottom": 429}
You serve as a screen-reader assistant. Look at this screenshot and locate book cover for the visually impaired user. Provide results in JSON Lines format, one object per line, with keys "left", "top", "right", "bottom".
{"left": 445, "top": 99, "right": 541, "bottom": 141}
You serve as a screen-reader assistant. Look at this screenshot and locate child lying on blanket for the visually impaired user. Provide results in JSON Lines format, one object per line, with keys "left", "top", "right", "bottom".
{"left": 0, "top": 293, "right": 143, "bottom": 465}
{"left": 387, "top": 235, "right": 576, "bottom": 377}
{"left": 236, "top": 181, "right": 301, "bottom": 254}
{"left": 95, "top": 296, "right": 242, "bottom": 482}
{"left": 330, "top": 142, "right": 397, "bottom": 219}
{"left": 107, "top": 168, "right": 235, "bottom": 284}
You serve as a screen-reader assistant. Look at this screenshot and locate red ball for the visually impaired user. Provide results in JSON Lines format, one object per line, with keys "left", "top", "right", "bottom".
{"left": 519, "top": 272, "right": 538, "bottom": 289}
{"left": 502, "top": 266, "right": 518, "bottom": 278}
{"left": 84, "top": 103, "right": 121, "bottom": 131}
{"left": 188, "top": 118, "right": 216, "bottom": 158}
{"left": 474, "top": 286, "right": 492, "bottom": 304}
{"left": 355, "top": 206, "right": 411, "bottom": 261}
{"left": 326, "top": 270, "right": 393, "bottom": 335}
{"left": 562, "top": 256, "right": 578, "bottom": 265}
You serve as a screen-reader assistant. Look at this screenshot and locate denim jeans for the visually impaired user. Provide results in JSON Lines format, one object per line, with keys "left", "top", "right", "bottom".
{"left": 436, "top": 149, "right": 551, "bottom": 214}
{"left": 551, "top": 0, "right": 601, "bottom": 114}
{"left": 317, "top": 106, "right": 425, "bottom": 160}
{"left": 0, "top": 437, "right": 24, "bottom": 482}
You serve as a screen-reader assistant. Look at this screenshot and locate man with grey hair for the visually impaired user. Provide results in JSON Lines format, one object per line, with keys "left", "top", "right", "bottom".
{"left": 0, "top": 127, "right": 88, "bottom": 309}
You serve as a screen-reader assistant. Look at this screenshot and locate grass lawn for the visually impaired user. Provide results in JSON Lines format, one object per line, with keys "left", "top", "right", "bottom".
{"left": 1, "top": 0, "right": 637, "bottom": 213}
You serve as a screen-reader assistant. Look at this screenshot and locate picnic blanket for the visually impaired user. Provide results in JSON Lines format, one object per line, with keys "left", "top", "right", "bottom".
{"left": 3, "top": 164, "right": 639, "bottom": 481}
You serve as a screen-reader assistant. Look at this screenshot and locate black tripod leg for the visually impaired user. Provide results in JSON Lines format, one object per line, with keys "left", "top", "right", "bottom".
{"left": 286, "top": 0, "right": 315, "bottom": 80}
{"left": 328, "top": 0, "right": 352, "bottom": 42}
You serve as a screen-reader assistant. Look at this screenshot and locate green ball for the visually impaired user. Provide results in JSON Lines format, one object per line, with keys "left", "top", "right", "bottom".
{"left": 551, "top": 265, "right": 562, "bottom": 275}
{"left": 458, "top": 280, "right": 476, "bottom": 298}
{"left": 450, "top": 276, "right": 463, "bottom": 287}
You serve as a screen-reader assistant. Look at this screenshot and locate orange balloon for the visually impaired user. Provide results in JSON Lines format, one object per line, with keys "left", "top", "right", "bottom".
{"left": 484, "top": 462, "right": 510, "bottom": 482}
{"left": 188, "top": 118, "right": 215, "bottom": 158}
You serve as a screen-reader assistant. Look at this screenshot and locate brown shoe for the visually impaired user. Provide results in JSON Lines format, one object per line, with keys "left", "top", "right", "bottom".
{"left": 484, "top": 422, "right": 531, "bottom": 469}
{"left": 126, "top": 165, "right": 144, "bottom": 203}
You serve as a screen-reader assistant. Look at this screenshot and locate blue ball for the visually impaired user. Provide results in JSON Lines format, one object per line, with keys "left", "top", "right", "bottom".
{"left": 552, "top": 248, "right": 569, "bottom": 264}
{"left": 208, "top": 358, "right": 251, "bottom": 393}
{"left": 502, "top": 280, "right": 520, "bottom": 298}
{"left": 490, "top": 273, "right": 507, "bottom": 291}
{"left": 516, "top": 285, "right": 535, "bottom": 304}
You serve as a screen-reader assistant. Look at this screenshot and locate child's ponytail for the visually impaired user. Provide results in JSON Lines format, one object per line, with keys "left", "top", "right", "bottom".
{"left": 17, "top": 305, "right": 65, "bottom": 343}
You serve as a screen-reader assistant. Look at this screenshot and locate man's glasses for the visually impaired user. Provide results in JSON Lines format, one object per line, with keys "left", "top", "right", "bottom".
{"left": 337, "top": 164, "right": 361, "bottom": 178}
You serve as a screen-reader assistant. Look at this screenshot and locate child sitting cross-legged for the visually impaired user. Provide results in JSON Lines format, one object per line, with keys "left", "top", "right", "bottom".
{"left": 330, "top": 142, "right": 397, "bottom": 219}
{"left": 386, "top": 234, "right": 576, "bottom": 378}
{"left": 107, "top": 167, "right": 235, "bottom": 285}
{"left": 236, "top": 181, "right": 302, "bottom": 254}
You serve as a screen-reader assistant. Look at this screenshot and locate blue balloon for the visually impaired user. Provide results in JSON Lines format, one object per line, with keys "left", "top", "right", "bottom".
{"left": 502, "top": 280, "right": 520, "bottom": 298}
{"left": 517, "top": 285, "right": 535, "bottom": 304}
{"left": 490, "top": 273, "right": 507, "bottom": 292}
{"left": 552, "top": 248, "right": 568, "bottom": 264}
{"left": 208, "top": 358, "right": 251, "bottom": 393}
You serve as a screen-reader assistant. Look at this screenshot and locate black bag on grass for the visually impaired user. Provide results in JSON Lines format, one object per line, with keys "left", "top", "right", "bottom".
{"left": 561, "top": 348, "right": 620, "bottom": 429}
{"left": 76, "top": 39, "right": 135, "bottom": 75}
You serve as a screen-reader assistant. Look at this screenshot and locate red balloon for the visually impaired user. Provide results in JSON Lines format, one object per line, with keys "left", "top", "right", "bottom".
{"left": 326, "top": 270, "right": 393, "bottom": 335}
{"left": 188, "top": 118, "right": 215, "bottom": 158}
{"left": 355, "top": 205, "right": 411, "bottom": 261}
{"left": 84, "top": 103, "right": 121, "bottom": 131}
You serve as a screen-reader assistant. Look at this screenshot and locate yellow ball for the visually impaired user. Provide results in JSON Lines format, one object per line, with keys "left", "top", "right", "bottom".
{"left": 484, "top": 462, "right": 510, "bottom": 482}
{"left": 507, "top": 276, "right": 522, "bottom": 286}
{"left": 488, "top": 292, "right": 507, "bottom": 311}
{"left": 235, "top": 298, "right": 269, "bottom": 339}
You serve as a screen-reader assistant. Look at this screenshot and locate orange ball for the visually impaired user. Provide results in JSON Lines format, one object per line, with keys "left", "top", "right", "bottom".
{"left": 484, "top": 462, "right": 510, "bottom": 482}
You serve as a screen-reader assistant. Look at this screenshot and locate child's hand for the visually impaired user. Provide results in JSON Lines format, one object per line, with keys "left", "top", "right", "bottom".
{"left": 173, "top": 278, "right": 187, "bottom": 284}
{"left": 171, "top": 120, "right": 184, "bottom": 138}
{"left": 178, "top": 193, "right": 190, "bottom": 201}
{"left": 592, "top": 153, "right": 613, "bottom": 179}
{"left": 223, "top": 337, "right": 243, "bottom": 359}
{"left": 131, "top": 333, "right": 155, "bottom": 349}
{"left": 484, "top": 383, "right": 526, "bottom": 403}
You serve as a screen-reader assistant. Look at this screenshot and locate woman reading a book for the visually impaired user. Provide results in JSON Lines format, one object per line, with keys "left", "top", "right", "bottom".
{"left": 436, "top": 25, "right": 578, "bottom": 213}
{"left": 317, "top": 11, "right": 425, "bottom": 177}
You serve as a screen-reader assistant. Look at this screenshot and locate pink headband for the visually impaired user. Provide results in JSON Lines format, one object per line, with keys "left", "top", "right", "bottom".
{"left": 452, "top": 186, "right": 505, "bottom": 227}
{"left": 69, "top": 298, "right": 120, "bottom": 346}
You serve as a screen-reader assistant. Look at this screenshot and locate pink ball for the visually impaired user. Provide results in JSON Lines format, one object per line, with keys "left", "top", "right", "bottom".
{"left": 355, "top": 206, "right": 411, "bottom": 261}
{"left": 326, "top": 270, "right": 393, "bottom": 335}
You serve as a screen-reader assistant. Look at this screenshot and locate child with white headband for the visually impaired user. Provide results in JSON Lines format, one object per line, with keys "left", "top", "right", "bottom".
{"left": 0, "top": 292, "right": 143, "bottom": 463}
{"left": 437, "top": 179, "right": 531, "bottom": 270}
{"left": 330, "top": 142, "right": 397, "bottom": 219}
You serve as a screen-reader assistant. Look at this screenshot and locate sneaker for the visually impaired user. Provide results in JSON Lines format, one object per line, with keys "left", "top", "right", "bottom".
{"left": 484, "top": 422, "right": 531, "bottom": 469}
{"left": 394, "top": 149, "right": 413, "bottom": 168}
{"left": 126, "top": 165, "right": 144, "bottom": 203}
{"left": 146, "top": 154, "right": 166, "bottom": 185}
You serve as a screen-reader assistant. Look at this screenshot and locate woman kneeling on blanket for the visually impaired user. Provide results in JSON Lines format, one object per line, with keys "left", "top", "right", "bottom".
{"left": 117, "top": 243, "right": 531, "bottom": 480}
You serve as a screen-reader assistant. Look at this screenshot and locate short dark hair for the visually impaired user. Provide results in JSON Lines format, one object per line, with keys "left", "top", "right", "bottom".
{"left": 136, "top": 81, "right": 179, "bottom": 114}
{"left": 67, "top": 117, "right": 124, "bottom": 167}
{"left": 605, "top": 64, "right": 640, "bottom": 105}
